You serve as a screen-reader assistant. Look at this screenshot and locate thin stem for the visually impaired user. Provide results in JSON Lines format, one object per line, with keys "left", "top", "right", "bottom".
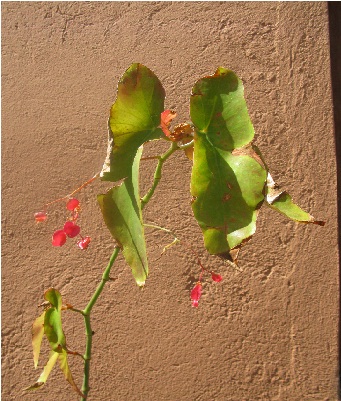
{"left": 69, "top": 173, "right": 99, "bottom": 198}
{"left": 83, "top": 246, "right": 120, "bottom": 315}
{"left": 144, "top": 224, "right": 180, "bottom": 254}
{"left": 79, "top": 143, "right": 180, "bottom": 400}
{"left": 80, "top": 246, "right": 120, "bottom": 400}
{"left": 141, "top": 142, "right": 179, "bottom": 210}
{"left": 67, "top": 307, "right": 84, "bottom": 314}
{"left": 144, "top": 223, "right": 177, "bottom": 237}
{"left": 44, "top": 173, "right": 99, "bottom": 209}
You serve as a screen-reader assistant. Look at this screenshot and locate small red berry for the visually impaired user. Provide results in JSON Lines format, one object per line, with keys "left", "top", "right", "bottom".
{"left": 34, "top": 211, "right": 47, "bottom": 222}
{"left": 190, "top": 282, "right": 202, "bottom": 308}
{"left": 66, "top": 198, "right": 80, "bottom": 211}
{"left": 52, "top": 230, "right": 67, "bottom": 247}
{"left": 63, "top": 221, "right": 81, "bottom": 238}
{"left": 211, "top": 272, "right": 223, "bottom": 282}
{"left": 77, "top": 236, "right": 91, "bottom": 250}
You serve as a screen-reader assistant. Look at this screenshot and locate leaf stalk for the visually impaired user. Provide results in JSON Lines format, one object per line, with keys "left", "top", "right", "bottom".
{"left": 141, "top": 142, "right": 179, "bottom": 209}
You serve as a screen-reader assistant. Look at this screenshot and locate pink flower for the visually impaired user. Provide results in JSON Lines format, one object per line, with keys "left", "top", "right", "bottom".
{"left": 77, "top": 236, "right": 91, "bottom": 250}
{"left": 190, "top": 282, "right": 202, "bottom": 308}
{"left": 211, "top": 272, "right": 223, "bottom": 282}
{"left": 66, "top": 198, "right": 80, "bottom": 211}
{"left": 63, "top": 221, "right": 81, "bottom": 238}
{"left": 34, "top": 211, "right": 47, "bottom": 222}
{"left": 52, "top": 230, "right": 67, "bottom": 247}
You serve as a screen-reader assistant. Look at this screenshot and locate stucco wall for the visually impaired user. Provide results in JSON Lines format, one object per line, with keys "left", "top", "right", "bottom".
{"left": 2, "top": 2, "right": 338, "bottom": 400}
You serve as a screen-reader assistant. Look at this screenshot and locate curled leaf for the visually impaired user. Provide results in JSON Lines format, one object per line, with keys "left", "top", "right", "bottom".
{"left": 160, "top": 109, "right": 177, "bottom": 137}
{"left": 98, "top": 147, "right": 148, "bottom": 286}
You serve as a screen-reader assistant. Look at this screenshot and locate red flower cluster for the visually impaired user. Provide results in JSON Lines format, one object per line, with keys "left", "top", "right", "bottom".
{"left": 35, "top": 198, "right": 91, "bottom": 250}
{"left": 190, "top": 269, "right": 223, "bottom": 308}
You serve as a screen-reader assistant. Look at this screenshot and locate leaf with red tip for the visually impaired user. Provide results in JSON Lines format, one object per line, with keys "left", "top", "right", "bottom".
{"left": 32, "top": 312, "right": 46, "bottom": 368}
{"left": 63, "top": 221, "right": 80, "bottom": 238}
{"left": 52, "top": 230, "right": 67, "bottom": 246}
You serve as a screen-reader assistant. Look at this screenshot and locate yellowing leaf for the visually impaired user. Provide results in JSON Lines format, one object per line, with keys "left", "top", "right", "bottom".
{"left": 32, "top": 311, "right": 45, "bottom": 368}
{"left": 58, "top": 349, "right": 85, "bottom": 398}
{"left": 25, "top": 351, "right": 59, "bottom": 391}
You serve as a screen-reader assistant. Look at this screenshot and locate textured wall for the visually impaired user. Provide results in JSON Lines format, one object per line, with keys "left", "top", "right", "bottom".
{"left": 2, "top": 2, "right": 338, "bottom": 400}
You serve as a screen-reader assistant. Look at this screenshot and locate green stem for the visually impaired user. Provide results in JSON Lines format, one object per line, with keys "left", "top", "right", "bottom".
{"left": 141, "top": 142, "right": 179, "bottom": 210}
{"left": 79, "top": 142, "right": 179, "bottom": 400}
{"left": 80, "top": 246, "right": 120, "bottom": 400}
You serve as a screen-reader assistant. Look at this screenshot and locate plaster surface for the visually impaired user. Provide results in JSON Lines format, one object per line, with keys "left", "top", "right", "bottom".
{"left": 2, "top": 2, "right": 338, "bottom": 400}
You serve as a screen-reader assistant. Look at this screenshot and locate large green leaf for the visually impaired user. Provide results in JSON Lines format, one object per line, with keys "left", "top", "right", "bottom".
{"left": 191, "top": 132, "right": 266, "bottom": 255}
{"left": 101, "top": 63, "right": 165, "bottom": 182}
{"left": 190, "top": 67, "right": 254, "bottom": 151}
{"left": 190, "top": 68, "right": 267, "bottom": 257}
{"left": 98, "top": 147, "right": 148, "bottom": 286}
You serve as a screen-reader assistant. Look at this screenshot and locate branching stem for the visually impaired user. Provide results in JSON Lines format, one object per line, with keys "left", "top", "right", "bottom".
{"left": 141, "top": 142, "right": 179, "bottom": 210}
{"left": 79, "top": 142, "right": 180, "bottom": 400}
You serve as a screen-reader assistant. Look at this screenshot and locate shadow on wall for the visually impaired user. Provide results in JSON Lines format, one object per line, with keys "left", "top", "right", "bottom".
{"left": 328, "top": 2, "right": 341, "bottom": 394}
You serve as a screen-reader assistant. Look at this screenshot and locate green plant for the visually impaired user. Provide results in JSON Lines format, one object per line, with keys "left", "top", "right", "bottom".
{"left": 26, "top": 64, "right": 324, "bottom": 399}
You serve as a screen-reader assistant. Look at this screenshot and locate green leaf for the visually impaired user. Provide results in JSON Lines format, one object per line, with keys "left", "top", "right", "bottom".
{"left": 58, "top": 349, "right": 84, "bottom": 398}
{"left": 98, "top": 147, "right": 148, "bottom": 286}
{"left": 43, "top": 288, "right": 66, "bottom": 353}
{"left": 44, "top": 288, "right": 62, "bottom": 310}
{"left": 190, "top": 67, "right": 254, "bottom": 151}
{"left": 191, "top": 132, "right": 266, "bottom": 255}
{"left": 25, "top": 350, "right": 59, "bottom": 391}
{"left": 101, "top": 63, "right": 165, "bottom": 182}
{"left": 32, "top": 311, "right": 45, "bottom": 368}
{"left": 266, "top": 172, "right": 325, "bottom": 225}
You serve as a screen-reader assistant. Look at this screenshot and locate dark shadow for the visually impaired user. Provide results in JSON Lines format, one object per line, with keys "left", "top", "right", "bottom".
{"left": 328, "top": 1, "right": 341, "bottom": 394}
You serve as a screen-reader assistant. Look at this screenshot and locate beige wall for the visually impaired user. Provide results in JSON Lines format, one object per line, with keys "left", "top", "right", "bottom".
{"left": 2, "top": 2, "right": 338, "bottom": 400}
